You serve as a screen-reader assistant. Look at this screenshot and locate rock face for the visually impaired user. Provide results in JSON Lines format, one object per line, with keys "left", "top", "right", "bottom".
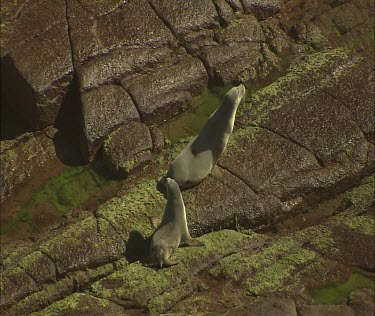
{"left": 0, "top": 129, "right": 56, "bottom": 203}
{"left": 1, "top": 0, "right": 374, "bottom": 315}
{"left": 81, "top": 84, "right": 140, "bottom": 161}
{"left": 1, "top": 0, "right": 73, "bottom": 135}
{"left": 1, "top": 0, "right": 374, "bottom": 196}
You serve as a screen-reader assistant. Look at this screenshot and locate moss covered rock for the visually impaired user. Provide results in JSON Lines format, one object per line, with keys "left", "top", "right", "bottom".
{"left": 103, "top": 122, "right": 153, "bottom": 178}
{"left": 30, "top": 293, "right": 124, "bottom": 316}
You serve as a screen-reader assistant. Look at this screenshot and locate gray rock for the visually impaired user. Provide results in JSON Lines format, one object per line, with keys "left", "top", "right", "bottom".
{"left": 67, "top": 0, "right": 177, "bottom": 67}
{"left": 2, "top": 18, "right": 73, "bottom": 131}
{"left": 148, "top": 0, "right": 219, "bottom": 37}
{"left": 222, "top": 298, "right": 298, "bottom": 316}
{"left": 78, "top": 46, "right": 180, "bottom": 91}
{"left": 30, "top": 293, "right": 125, "bottom": 316}
{"left": 0, "top": 130, "right": 56, "bottom": 203}
{"left": 0, "top": 266, "right": 39, "bottom": 311}
{"left": 348, "top": 288, "right": 375, "bottom": 316}
{"left": 103, "top": 122, "right": 153, "bottom": 177}
{"left": 122, "top": 57, "right": 208, "bottom": 123}
{"left": 298, "top": 305, "right": 355, "bottom": 316}
{"left": 212, "top": 0, "right": 236, "bottom": 25}
{"left": 184, "top": 166, "right": 281, "bottom": 235}
{"left": 81, "top": 84, "right": 140, "bottom": 161}
{"left": 218, "top": 127, "right": 321, "bottom": 199}
{"left": 241, "top": 0, "right": 284, "bottom": 20}
{"left": 331, "top": 2, "right": 363, "bottom": 34}
{"left": 200, "top": 15, "right": 265, "bottom": 83}
{"left": 149, "top": 126, "right": 165, "bottom": 153}
{"left": 322, "top": 58, "right": 374, "bottom": 142}
{"left": 39, "top": 217, "right": 125, "bottom": 276}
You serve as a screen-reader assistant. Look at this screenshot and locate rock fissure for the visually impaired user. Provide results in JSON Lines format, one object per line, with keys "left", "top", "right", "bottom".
{"left": 146, "top": 0, "right": 179, "bottom": 40}
{"left": 96, "top": 215, "right": 126, "bottom": 243}
{"left": 64, "top": 0, "right": 77, "bottom": 72}
{"left": 11, "top": 0, "right": 32, "bottom": 20}
{"left": 118, "top": 85, "right": 144, "bottom": 123}
{"left": 319, "top": 88, "right": 368, "bottom": 136}
{"left": 17, "top": 264, "right": 41, "bottom": 292}
{"left": 146, "top": 0, "right": 213, "bottom": 80}
{"left": 250, "top": 123, "right": 326, "bottom": 168}
{"left": 39, "top": 250, "right": 60, "bottom": 281}
{"left": 217, "top": 163, "right": 259, "bottom": 194}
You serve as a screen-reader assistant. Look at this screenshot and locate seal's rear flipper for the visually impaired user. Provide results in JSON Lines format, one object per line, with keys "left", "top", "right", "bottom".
{"left": 148, "top": 216, "right": 161, "bottom": 230}
{"left": 185, "top": 237, "right": 204, "bottom": 247}
{"left": 163, "top": 258, "right": 179, "bottom": 267}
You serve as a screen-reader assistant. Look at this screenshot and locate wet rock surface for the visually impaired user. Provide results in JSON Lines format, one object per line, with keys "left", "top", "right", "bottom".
{"left": 1, "top": 0, "right": 374, "bottom": 314}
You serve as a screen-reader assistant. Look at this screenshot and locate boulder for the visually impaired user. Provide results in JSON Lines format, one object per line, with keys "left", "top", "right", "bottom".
{"left": 103, "top": 122, "right": 153, "bottom": 177}
{"left": 122, "top": 57, "right": 208, "bottom": 123}
{"left": 81, "top": 84, "right": 140, "bottom": 161}
{"left": 241, "top": 0, "right": 284, "bottom": 20}
{"left": 1, "top": 0, "right": 73, "bottom": 133}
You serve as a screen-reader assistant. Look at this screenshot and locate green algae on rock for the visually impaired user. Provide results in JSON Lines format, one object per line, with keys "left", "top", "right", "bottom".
{"left": 96, "top": 178, "right": 165, "bottom": 241}
{"left": 341, "top": 174, "right": 375, "bottom": 211}
{"left": 1, "top": 165, "right": 116, "bottom": 237}
{"left": 159, "top": 83, "right": 250, "bottom": 144}
{"left": 310, "top": 269, "right": 375, "bottom": 305}
{"left": 33, "top": 166, "right": 111, "bottom": 213}
{"left": 89, "top": 230, "right": 264, "bottom": 312}
{"left": 239, "top": 47, "right": 351, "bottom": 123}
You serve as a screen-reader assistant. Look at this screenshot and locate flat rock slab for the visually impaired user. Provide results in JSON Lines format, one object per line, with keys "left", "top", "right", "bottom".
{"left": 89, "top": 230, "right": 265, "bottom": 312}
{"left": 67, "top": 0, "right": 177, "bottom": 67}
{"left": 39, "top": 217, "right": 125, "bottom": 276}
{"left": 0, "top": 131, "right": 56, "bottom": 203}
{"left": 1, "top": 182, "right": 374, "bottom": 315}
{"left": 30, "top": 293, "right": 125, "bottom": 316}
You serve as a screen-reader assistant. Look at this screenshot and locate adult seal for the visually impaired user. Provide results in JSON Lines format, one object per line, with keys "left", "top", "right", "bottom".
{"left": 158, "top": 84, "right": 245, "bottom": 193}
{"left": 149, "top": 177, "right": 203, "bottom": 268}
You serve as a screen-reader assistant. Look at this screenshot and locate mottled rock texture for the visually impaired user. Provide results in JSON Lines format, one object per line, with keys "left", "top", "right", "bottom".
{"left": 1, "top": 0, "right": 374, "bottom": 315}
{"left": 1, "top": 0, "right": 374, "bottom": 197}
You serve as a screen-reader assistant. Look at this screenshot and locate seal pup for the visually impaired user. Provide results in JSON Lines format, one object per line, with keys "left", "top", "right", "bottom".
{"left": 149, "top": 177, "right": 203, "bottom": 268}
{"left": 158, "top": 84, "right": 246, "bottom": 194}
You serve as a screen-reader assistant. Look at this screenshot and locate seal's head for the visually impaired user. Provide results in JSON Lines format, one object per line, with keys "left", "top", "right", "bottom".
{"left": 165, "top": 177, "right": 179, "bottom": 198}
{"left": 156, "top": 175, "right": 167, "bottom": 197}
{"left": 223, "top": 83, "right": 246, "bottom": 110}
{"left": 150, "top": 239, "right": 171, "bottom": 268}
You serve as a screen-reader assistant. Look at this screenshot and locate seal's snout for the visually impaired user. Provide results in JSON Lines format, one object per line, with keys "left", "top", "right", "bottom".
{"left": 237, "top": 84, "right": 246, "bottom": 97}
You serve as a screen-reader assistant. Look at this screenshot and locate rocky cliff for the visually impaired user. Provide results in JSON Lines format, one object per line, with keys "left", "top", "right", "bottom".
{"left": 1, "top": 0, "right": 374, "bottom": 314}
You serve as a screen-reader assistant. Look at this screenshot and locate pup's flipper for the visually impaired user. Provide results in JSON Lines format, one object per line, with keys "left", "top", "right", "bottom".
{"left": 185, "top": 237, "right": 204, "bottom": 247}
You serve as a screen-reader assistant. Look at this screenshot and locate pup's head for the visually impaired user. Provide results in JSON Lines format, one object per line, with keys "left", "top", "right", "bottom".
{"left": 150, "top": 239, "right": 171, "bottom": 268}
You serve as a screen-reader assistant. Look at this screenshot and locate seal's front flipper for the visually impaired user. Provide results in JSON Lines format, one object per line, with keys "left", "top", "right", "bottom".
{"left": 185, "top": 237, "right": 204, "bottom": 247}
{"left": 163, "top": 258, "right": 179, "bottom": 267}
{"left": 143, "top": 261, "right": 158, "bottom": 268}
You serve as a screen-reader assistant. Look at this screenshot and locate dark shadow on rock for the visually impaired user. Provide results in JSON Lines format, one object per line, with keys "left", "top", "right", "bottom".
{"left": 53, "top": 74, "right": 85, "bottom": 166}
{"left": 1, "top": 54, "right": 37, "bottom": 140}
{"left": 125, "top": 230, "right": 150, "bottom": 263}
{"left": 91, "top": 153, "right": 125, "bottom": 181}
